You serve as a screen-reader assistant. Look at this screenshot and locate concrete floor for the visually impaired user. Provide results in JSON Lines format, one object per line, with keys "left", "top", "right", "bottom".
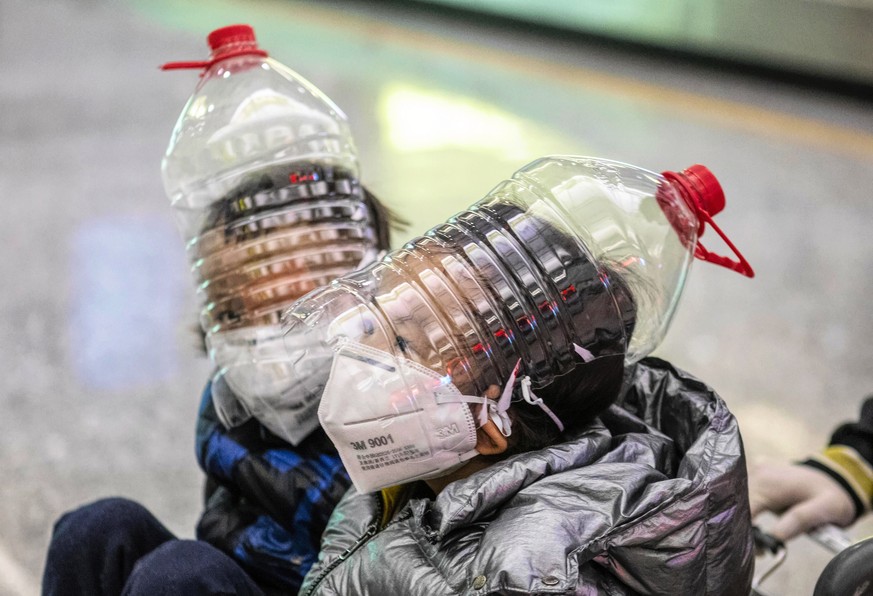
{"left": 2, "top": 0, "right": 873, "bottom": 593}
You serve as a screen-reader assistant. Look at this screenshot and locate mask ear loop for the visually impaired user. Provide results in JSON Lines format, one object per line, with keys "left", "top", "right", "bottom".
{"left": 487, "top": 400, "right": 513, "bottom": 437}
{"left": 441, "top": 391, "right": 513, "bottom": 437}
{"left": 498, "top": 359, "right": 566, "bottom": 433}
{"left": 574, "top": 344, "right": 595, "bottom": 363}
{"left": 519, "top": 378, "right": 565, "bottom": 432}
{"left": 449, "top": 343, "right": 596, "bottom": 439}
{"left": 492, "top": 343, "right": 595, "bottom": 434}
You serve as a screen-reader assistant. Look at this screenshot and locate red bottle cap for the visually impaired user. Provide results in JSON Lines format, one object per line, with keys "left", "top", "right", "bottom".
{"left": 160, "top": 24, "right": 268, "bottom": 72}
{"left": 208, "top": 25, "right": 258, "bottom": 52}
{"left": 680, "top": 164, "right": 725, "bottom": 217}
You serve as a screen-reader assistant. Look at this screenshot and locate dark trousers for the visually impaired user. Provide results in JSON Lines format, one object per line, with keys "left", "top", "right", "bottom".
{"left": 42, "top": 497, "right": 265, "bottom": 596}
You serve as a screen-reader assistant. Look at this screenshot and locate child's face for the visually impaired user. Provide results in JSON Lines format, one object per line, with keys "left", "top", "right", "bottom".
{"left": 197, "top": 214, "right": 378, "bottom": 331}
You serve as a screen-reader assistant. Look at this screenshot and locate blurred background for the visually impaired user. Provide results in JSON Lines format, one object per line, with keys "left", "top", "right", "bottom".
{"left": 2, "top": 0, "right": 872, "bottom": 593}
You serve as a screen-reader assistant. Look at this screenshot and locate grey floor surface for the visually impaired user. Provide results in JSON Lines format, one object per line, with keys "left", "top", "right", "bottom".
{"left": 2, "top": 0, "right": 873, "bottom": 594}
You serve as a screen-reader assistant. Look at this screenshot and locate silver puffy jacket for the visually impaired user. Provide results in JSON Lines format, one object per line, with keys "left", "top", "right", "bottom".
{"left": 300, "top": 358, "right": 754, "bottom": 595}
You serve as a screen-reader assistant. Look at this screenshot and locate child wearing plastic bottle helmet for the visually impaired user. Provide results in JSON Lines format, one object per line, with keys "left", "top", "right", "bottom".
{"left": 190, "top": 182, "right": 404, "bottom": 589}
{"left": 44, "top": 22, "right": 409, "bottom": 595}
{"left": 287, "top": 157, "right": 756, "bottom": 488}
{"left": 292, "top": 182, "right": 754, "bottom": 595}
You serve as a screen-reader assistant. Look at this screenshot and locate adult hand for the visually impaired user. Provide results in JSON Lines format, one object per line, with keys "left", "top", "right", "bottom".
{"left": 749, "top": 461, "right": 856, "bottom": 541}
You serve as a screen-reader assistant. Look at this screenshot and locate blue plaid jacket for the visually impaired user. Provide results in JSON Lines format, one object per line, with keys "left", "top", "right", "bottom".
{"left": 194, "top": 381, "right": 350, "bottom": 594}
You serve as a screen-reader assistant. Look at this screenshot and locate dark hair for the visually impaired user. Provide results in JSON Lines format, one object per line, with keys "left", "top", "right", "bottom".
{"left": 362, "top": 186, "right": 408, "bottom": 253}
{"left": 501, "top": 353, "right": 626, "bottom": 457}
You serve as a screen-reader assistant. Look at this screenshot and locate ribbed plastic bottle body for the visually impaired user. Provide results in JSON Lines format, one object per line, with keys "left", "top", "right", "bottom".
{"left": 162, "top": 53, "right": 376, "bottom": 413}
{"left": 285, "top": 156, "right": 693, "bottom": 403}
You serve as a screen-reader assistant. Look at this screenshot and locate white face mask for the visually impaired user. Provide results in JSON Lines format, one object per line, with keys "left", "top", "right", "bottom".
{"left": 209, "top": 325, "right": 332, "bottom": 445}
{"left": 207, "top": 248, "right": 384, "bottom": 446}
{"left": 318, "top": 341, "right": 512, "bottom": 494}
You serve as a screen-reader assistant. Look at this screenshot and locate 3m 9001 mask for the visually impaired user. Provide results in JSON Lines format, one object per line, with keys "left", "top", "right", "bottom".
{"left": 318, "top": 342, "right": 500, "bottom": 493}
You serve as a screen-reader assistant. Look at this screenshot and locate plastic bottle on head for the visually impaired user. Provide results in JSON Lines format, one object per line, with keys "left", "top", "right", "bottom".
{"left": 284, "top": 156, "right": 753, "bottom": 428}
{"left": 161, "top": 24, "right": 380, "bottom": 444}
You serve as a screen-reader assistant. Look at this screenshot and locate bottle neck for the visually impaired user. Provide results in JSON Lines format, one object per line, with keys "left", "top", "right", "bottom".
{"left": 211, "top": 42, "right": 268, "bottom": 64}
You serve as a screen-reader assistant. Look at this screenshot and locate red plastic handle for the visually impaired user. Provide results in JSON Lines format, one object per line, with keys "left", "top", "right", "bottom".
{"left": 160, "top": 60, "right": 211, "bottom": 71}
{"left": 693, "top": 210, "right": 755, "bottom": 277}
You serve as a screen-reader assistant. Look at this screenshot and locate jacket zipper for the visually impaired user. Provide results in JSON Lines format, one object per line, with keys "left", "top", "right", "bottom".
{"left": 303, "top": 496, "right": 412, "bottom": 596}
{"left": 301, "top": 522, "right": 378, "bottom": 596}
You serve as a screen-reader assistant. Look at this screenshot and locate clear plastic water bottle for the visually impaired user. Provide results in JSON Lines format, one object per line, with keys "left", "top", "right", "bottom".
{"left": 161, "top": 24, "right": 380, "bottom": 443}
{"left": 283, "top": 156, "right": 753, "bottom": 406}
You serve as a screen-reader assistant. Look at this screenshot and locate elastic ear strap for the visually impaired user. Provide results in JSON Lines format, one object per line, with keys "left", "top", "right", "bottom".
{"left": 435, "top": 391, "right": 489, "bottom": 407}
{"left": 435, "top": 391, "right": 488, "bottom": 424}
{"left": 458, "top": 448, "right": 482, "bottom": 464}
{"left": 574, "top": 343, "right": 594, "bottom": 362}
{"left": 435, "top": 391, "right": 512, "bottom": 436}
{"left": 499, "top": 360, "right": 521, "bottom": 412}
{"left": 355, "top": 247, "right": 382, "bottom": 271}
{"left": 520, "top": 377, "right": 565, "bottom": 433}
{"left": 485, "top": 359, "right": 524, "bottom": 432}
{"left": 486, "top": 401, "right": 513, "bottom": 437}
